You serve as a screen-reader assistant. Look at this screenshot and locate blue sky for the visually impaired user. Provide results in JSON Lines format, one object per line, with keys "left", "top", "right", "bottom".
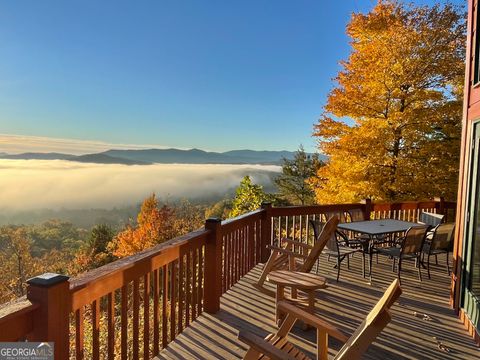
{"left": 0, "top": 0, "right": 464, "bottom": 153}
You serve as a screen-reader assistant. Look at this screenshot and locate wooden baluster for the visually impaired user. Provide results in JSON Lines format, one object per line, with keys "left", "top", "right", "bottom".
{"left": 256, "top": 220, "right": 261, "bottom": 264}
{"left": 235, "top": 229, "right": 240, "bottom": 282}
{"left": 231, "top": 232, "right": 235, "bottom": 289}
{"left": 133, "top": 279, "right": 140, "bottom": 359}
{"left": 153, "top": 270, "right": 159, "bottom": 356}
{"left": 239, "top": 228, "right": 243, "bottom": 280}
{"left": 225, "top": 233, "right": 230, "bottom": 291}
{"left": 225, "top": 234, "right": 232, "bottom": 291}
{"left": 170, "top": 261, "right": 177, "bottom": 340}
{"left": 143, "top": 273, "right": 150, "bottom": 359}
{"left": 92, "top": 299, "right": 100, "bottom": 360}
{"left": 162, "top": 265, "right": 168, "bottom": 348}
{"left": 249, "top": 224, "right": 255, "bottom": 270}
{"left": 178, "top": 254, "right": 184, "bottom": 333}
{"left": 121, "top": 285, "right": 128, "bottom": 360}
{"left": 192, "top": 248, "right": 198, "bottom": 320}
{"left": 300, "top": 215, "right": 303, "bottom": 243}
{"left": 107, "top": 292, "right": 115, "bottom": 360}
{"left": 239, "top": 227, "right": 244, "bottom": 277}
{"left": 198, "top": 245, "right": 204, "bottom": 313}
{"left": 186, "top": 250, "right": 191, "bottom": 327}
{"left": 243, "top": 226, "right": 248, "bottom": 275}
{"left": 292, "top": 216, "right": 296, "bottom": 241}
{"left": 231, "top": 232, "right": 234, "bottom": 288}
{"left": 75, "top": 307, "right": 84, "bottom": 360}
{"left": 277, "top": 216, "right": 281, "bottom": 242}
{"left": 221, "top": 235, "right": 225, "bottom": 293}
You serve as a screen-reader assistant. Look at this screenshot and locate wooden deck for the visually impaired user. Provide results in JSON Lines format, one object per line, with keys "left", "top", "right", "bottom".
{"left": 158, "top": 252, "right": 479, "bottom": 359}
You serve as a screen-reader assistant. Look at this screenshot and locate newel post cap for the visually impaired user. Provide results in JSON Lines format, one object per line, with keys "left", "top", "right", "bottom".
{"left": 206, "top": 217, "right": 222, "bottom": 224}
{"left": 27, "top": 273, "right": 70, "bottom": 288}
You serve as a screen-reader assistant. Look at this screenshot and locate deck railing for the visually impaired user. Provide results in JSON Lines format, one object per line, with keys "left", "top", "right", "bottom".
{"left": 0, "top": 197, "right": 456, "bottom": 359}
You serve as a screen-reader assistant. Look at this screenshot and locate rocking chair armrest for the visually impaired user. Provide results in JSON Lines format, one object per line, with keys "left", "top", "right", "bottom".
{"left": 277, "top": 301, "right": 349, "bottom": 342}
{"left": 238, "top": 331, "right": 296, "bottom": 360}
{"left": 280, "top": 238, "right": 314, "bottom": 250}
{"left": 267, "top": 245, "right": 309, "bottom": 259}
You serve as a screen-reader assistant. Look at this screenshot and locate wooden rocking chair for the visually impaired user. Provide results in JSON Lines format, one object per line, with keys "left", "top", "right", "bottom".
{"left": 239, "top": 279, "right": 402, "bottom": 360}
{"left": 256, "top": 216, "right": 339, "bottom": 289}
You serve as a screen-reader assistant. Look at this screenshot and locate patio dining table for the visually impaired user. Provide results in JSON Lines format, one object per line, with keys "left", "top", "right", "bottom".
{"left": 337, "top": 219, "right": 423, "bottom": 280}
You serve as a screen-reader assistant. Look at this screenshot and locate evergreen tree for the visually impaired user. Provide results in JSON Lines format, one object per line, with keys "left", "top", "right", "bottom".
{"left": 275, "top": 146, "right": 323, "bottom": 205}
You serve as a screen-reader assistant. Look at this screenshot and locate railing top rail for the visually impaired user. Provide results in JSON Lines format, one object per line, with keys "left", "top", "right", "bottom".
{"left": 270, "top": 203, "right": 364, "bottom": 217}
{"left": 221, "top": 209, "right": 263, "bottom": 233}
{"left": 372, "top": 201, "right": 438, "bottom": 211}
{"left": 0, "top": 297, "right": 38, "bottom": 341}
{"left": 69, "top": 228, "right": 209, "bottom": 310}
{"left": 220, "top": 208, "right": 264, "bottom": 226}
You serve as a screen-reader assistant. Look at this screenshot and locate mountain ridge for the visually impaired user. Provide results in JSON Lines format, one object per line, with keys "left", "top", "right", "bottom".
{"left": 0, "top": 148, "right": 326, "bottom": 165}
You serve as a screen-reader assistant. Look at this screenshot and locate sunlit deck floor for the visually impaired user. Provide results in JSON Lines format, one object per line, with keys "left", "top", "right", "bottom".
{"left": 159, "top": 253, "right": 480, "bottom": 359}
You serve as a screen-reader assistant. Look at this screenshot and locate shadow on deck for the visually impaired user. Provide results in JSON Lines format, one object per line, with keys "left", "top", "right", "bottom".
{"left": 159, "top": 253, "right": 479, "bottom": 359}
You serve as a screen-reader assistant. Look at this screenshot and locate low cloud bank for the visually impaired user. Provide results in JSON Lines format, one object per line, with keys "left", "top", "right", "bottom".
{"left": 0, "top": 160, "right": 280, "bottom": 211}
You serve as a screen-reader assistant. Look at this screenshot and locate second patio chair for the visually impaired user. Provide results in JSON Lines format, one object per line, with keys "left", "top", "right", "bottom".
{"left": 422, "top": 223, "right": 455, "bottom": 278}
{"left": 372, "top": 225, "right": 429, "bottom": 284}
{"left": 256, "top": 216, "right": 339, "bottom": 289}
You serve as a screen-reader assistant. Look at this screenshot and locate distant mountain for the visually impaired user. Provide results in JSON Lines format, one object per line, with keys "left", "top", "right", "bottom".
{"left": 0, "top": 148, "right": 327, "bottom": 165}
{"left": 73, "top": 153, "right": 151, "bottom": 165}
{"left": 0, "top": 152, "right": 73, "bottom": 160}
{"left": 102, "top": 148, "right": 230, "bottom": 164}
{"left": 102, "top": 148, "right": 326, "bottom": 165}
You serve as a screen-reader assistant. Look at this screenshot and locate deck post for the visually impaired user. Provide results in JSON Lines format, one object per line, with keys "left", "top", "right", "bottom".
{"left": 204, "top": 217, "right": 222, "bottom": 313}
{"left": 361, "top": 198, "right": 372, "bottom": 220}
{"left": 260, "top": 202, "right": 273, "bottom": 263}
{"left": 435, "top": 196, "right": 446, "bottom": 216}
{"left": 26, "top": 273, "right": 70, "bottom": 360}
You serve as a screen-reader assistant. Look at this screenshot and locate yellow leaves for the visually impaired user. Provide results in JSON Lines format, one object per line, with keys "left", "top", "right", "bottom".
{"left": 311, "top": 1, "right": 464, "bottom": 204}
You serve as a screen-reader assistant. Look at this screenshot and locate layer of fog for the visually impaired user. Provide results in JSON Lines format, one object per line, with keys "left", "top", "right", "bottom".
{"left": 0, "top": 160, "right": 280, "bottom": 212}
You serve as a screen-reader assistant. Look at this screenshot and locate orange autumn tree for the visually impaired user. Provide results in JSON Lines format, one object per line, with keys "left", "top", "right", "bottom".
{"left": 310, "top": 1, "right": 465, "bottom": 203}
{"left": 109, "top": 194, "right": 177, "bottom": 257}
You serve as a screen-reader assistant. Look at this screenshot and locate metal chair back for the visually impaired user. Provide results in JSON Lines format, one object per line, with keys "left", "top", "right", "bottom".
{"left": 402, "top": 226, "right": 429, "bottom": 255}
{"left": 430, "top": 223, "right": 455, "bottom": 251}
{"left": 344, "top": 209, "right": 365, "bottom": 222}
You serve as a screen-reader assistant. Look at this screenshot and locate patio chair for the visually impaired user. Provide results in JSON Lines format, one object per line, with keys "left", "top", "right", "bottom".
{"left": 311, "top": 223, "right": 364, "bottom": 282}
{"left": 256, "top": 216, "right": 338, "bottom": 289}
{"left": 422, "top": 223, "right": 455, "bottom": 278}
{"left": 344, "top": 209, "right": 366, "bottom": 222}
{"left": 239, "top": 279, "right": 402, "bottom": 360}
{"left": 418, "top": 211, "right": 444, "bottom": 227}
{"left": 372, "top": 225, "right": 429, "bottom": 284}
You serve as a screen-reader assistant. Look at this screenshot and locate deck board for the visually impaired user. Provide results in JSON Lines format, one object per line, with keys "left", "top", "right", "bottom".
{"left": 158, "top": 253, "right": 480, "bottom": 359}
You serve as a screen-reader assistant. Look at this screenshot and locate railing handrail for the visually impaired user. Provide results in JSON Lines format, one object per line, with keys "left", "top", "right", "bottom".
{"left": 220, "top": 208, "right": 264, "bottom": 226}
{"left": 0, "top": 297, "right": 38, "bottom": 341}
{"left": 220, "top": 209, "right": 264, "bottom": 233}
{"left": 270, "top": 203, "right": 364, "bottom": 216}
